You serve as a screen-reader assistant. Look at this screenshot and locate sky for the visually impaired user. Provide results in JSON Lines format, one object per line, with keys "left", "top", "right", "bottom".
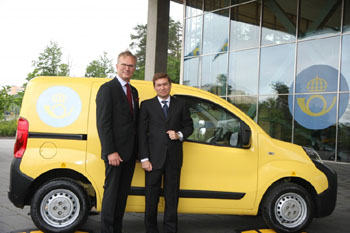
{"left": 0, "top": 0, "right": 183, "bottom": 87}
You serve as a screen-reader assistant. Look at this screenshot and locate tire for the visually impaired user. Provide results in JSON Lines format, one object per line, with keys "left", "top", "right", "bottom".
{"left": 31, "top": 178, "right": 90, "bottom": 233}
{"left": 262, "top": 183, "right": 314, "bottom": 233}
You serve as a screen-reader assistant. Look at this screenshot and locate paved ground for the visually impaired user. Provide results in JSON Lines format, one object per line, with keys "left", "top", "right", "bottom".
{"left": 1, "top": 138, "right": 350, "bottom": 233}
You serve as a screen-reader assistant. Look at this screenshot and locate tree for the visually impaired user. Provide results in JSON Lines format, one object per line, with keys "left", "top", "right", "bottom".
{"left": 129, "top": 18, "right": 182, "bottom": 82}
{"left": 27, "top": 41, "right": 70, "bottom": 82}
{"left": 85, "top": 52, "right": 115, "bottom": 78}
{"left": 129, "top": 24, "right": 147, "bottom": 80}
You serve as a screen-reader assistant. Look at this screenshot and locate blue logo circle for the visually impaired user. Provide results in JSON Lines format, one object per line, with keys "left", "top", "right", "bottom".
{"left": 288, "top": 65, "right": 349, "bottom": 130}
{"left": 36, "top": 86, "right": 82, "bottom": 128}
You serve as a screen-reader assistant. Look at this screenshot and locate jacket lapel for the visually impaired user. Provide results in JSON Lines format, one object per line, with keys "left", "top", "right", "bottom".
{"left": 113, "top": 77, "right": 132, "bottom": 115}
{"left": 166, "top": 96, "right": 176, "bottom": 122}
{"left": 152, "top": 96, "right": 167, "bottom": 120}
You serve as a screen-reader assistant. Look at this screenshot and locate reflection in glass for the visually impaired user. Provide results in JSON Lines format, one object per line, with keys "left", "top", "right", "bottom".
{"left": 296, "top": 37, "right": 340, "bottom": 93}
{"left": 230, "top": 2, "right": 261, "bottom": 50}
{"left": 186, "top": 0, "right": 203, "bottom": 18}
{"left": 259, "top": 44, "right": 295, "bottom": 95}
{"left": 184, "top": 16, "right": 202, "bottom": 56}
{"left": 203, "top": 9, "right": 229, "bottom": 54}
{"left": 338, "top": 93, "right": 350, "bottom": 163}
{"left": 228, "top": 96, "right": 257, "bottom": 120}
{"left": 201, "top": 53, "right": 228, "bottom": 96}
{"left": 341, "top": 35, "right": 350, "bottom": 91}
{"left": 183, "top": 57, "right": 200, "bottom": 87}
{"left": 180, "top": 95, "right": 242, "bottom": 147}
{"left": 344, "top": 0, "right": 350, "bottom": 32}
{"left": 298, "top": 0, "right": 341, "bottom": 39}
{"left": 262, "top": 0, "right": 297, "bottom": 46}
{"left": 204, "top": 0, "right": 230, "bottom": 12}
{"left": 231, "top": 0, "right": 256, "bottom": 5}
{"left": 258, "top": 95, "right": 292, "bottom": 142}
{"left": 294, "top": 121, "right": 336, "bottom": 161}
{"left": 229, "top": 49, "right": 259, "bottom": 95}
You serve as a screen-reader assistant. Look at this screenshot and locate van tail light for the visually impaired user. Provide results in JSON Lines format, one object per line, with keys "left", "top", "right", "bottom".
{"left": 14, "top": 117, "right": 29, "bottom": 158}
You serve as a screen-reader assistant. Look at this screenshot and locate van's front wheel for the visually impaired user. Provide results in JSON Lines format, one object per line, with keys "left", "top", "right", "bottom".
{"left": 262, "top": 183, "right": 314, "bottom": 233}
{"left": 31, "top": 178, "right": 90, "bottom": 233}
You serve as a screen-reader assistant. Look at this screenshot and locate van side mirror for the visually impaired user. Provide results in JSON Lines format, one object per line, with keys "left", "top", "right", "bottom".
{"left": 240, "top": 121, "right": 251, "bottom": 148}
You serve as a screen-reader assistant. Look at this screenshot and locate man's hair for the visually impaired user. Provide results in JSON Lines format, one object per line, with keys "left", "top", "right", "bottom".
{"left": 152, "top": 73, "right": 172, "bottom": 86}
{"left": 117, "top": 50, "right": 137, "bottom": 63}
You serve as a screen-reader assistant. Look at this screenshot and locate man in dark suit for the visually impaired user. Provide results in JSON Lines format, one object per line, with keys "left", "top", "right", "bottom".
{"left": 138, "top": 73, "right": 193, "bottom": 233}
{"left": 96, "top": 50, "right": 139, "bottom": 233}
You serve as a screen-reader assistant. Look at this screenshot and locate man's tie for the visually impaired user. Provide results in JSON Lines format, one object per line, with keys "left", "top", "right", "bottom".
{"left": 161, "top": 100, "right": 168, "bottom": 118}
{"left": 125, "top": 83, "right": 133, "bottom": 115}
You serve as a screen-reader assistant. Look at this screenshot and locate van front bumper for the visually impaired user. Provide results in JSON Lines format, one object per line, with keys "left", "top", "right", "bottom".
{"left": 313, "top": 160, "right": 337, "bottom": 218}
{"left": 8, "top": 158, "right": 33, "bottom": 208}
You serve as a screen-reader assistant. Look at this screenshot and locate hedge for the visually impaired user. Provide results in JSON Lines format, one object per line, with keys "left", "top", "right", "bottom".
{"left": 0, "top": 120, "right": 17, "bottom": 137}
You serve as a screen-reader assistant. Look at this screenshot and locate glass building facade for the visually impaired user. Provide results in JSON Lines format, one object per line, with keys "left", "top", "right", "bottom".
{"left": 183, "top": 0, "right": 350, "bottom": 163}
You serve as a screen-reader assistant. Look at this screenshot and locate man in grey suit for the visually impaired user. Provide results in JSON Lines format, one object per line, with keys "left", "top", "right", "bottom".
{"left": 96, "top": 51, "right": 139, "bottom": 233}
{"left": 138, "top": 73, "right": 193, "bottom": 233}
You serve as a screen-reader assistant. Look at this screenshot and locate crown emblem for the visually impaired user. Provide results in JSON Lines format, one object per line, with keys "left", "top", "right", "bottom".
{"left": 52, "top": 93, "right": 67, "bottom": 103}
{"left": 307, "top": 75, "right": 327, "bottom": 92}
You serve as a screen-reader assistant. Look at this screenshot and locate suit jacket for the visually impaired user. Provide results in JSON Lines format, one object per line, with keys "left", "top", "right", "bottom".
{"left": 96, "top": 78, "right": 139, "bottom": 161}
{"left": 138, "top": 96, "right": 193, "bottom": 169}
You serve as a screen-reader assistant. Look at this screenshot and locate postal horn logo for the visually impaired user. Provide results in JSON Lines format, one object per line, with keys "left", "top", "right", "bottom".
{"left": 288, "top": 65, "right": 349, "bottom": 130}
{"left": 36, "top": 86, "right": 82, "bottom": 127}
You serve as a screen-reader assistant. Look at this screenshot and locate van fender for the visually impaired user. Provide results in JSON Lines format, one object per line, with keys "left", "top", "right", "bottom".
{"left": 254, "top": 160, "right": 328, "bottom": 210}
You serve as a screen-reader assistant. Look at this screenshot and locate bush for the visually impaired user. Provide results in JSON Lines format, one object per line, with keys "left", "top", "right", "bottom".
{"left": 0, "top": 120, "right": 17, "bottom": 137}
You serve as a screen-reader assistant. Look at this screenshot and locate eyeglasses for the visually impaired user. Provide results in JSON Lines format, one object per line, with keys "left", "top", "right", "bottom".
{"left": 119, "top": 63, "right": 136, "bottom": 69}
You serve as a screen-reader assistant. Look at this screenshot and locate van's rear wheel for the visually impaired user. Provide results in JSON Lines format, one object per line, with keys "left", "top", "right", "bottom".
{"left": 31, "top": 178, "right": 90, "bottom": 233}
{"left": 262, "top": 183, "right": 314, "bottom": 233}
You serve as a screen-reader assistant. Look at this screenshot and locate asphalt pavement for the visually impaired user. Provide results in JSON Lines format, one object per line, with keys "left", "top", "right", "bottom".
{"left": 1, "top": 138, "right": 349, "bottom": 233}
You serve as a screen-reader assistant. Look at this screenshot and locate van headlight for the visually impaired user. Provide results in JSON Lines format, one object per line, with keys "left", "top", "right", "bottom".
{"left": 303, "top": 147, "right": 324, "bottom": 164}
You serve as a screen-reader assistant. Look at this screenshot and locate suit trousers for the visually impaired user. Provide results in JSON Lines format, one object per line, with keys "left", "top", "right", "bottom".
{"left": 101, "top": 158, "right": 136, "bottom": 233}
{"left": 145, "top": 155, "right": 181, "bottom": 233}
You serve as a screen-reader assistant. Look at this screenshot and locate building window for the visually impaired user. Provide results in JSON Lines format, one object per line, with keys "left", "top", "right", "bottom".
{"left": 298, "top": 0, "right": 342, "bottom": 39}
{"left": 204, "top": 0, "right": 231, "bottom": 12}
{"left": 230, "top": 1, "right": 261, "bottom": 50}
{"left": 203, "top": 9, "right": 229, "bottom": 54}
{"left": 258, "top": 95, "right": 292, "bottom": 142}
{"left": 228, "top": 48, "right": 259, "bottom": 95}
{"left": 262, "top": 0, "right": 297, "bottom": 46}
{"left": 182, "top": 0, "right": 350, "bottom": 162}
{"left": 259, "top": 43, "right": 295, "bottom": 95}
{"left": 186, "top": 0, "right": 203, "bottom": 18}
{"left": 201, "top": 53, "right": 228, "bottom": 96}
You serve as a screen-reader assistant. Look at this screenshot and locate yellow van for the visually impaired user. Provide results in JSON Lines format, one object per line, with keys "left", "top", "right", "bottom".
{"left": 8, "top": 76, "right": 337, "bottom": 233}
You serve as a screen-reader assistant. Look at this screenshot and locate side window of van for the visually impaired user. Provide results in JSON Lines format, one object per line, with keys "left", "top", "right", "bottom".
{"left": 176, "top": 95, "right": 242, "bottom": 148}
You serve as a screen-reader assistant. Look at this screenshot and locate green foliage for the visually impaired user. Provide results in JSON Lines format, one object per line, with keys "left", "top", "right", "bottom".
{"left": 0, "top": 86, "right": 13, "bottom": 119}
{"left": 129, "top": 24, "right": 147, "bottom": 80}
{"left": 129, "top": 18, "right": 182, "bottom": 83}
{"left": 85, "top": 52, "right": 115, "bottom": 78}
{"left": 0, "top": 86, "right": 23, "bottom": 121}
{"left": 167, "top": 56, "right": 180, "bottom": 84}
{"left": 27, "top": 41, "right": 70, "bottom": 82}
{"left": 0, "top": 119, "right": 17, "bottom": 136}
{"left": 168, "top": 18, "right": 182, "bottom": 60}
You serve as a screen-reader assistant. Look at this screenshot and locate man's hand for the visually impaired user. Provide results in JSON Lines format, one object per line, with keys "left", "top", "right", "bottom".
{"left": 141, "top": 160, "right": 153, "bottom": 172}
{"left": 108, "top": 152, "right": 123, "bottom": 166}
{"left": 167, "top": 130, "right": 179, "bottom": 140}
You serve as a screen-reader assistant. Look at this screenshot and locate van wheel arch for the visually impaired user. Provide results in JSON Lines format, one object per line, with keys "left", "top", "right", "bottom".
{"left": 260, "top": 179, "right": 316, "bottom": 233}
{"left": 27, "top": 169, "right": 96, "bottom": 208}
{"left": 31, "top": 178, "right": 90, "bottom": 233}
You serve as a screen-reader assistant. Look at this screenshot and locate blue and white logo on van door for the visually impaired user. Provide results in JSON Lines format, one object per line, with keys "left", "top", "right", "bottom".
{"left": 36, "top": 86, "right": 82, "bottom": 127}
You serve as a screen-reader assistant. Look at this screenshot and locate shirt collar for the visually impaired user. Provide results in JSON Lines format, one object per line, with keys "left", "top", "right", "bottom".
{"left": 115, "top": 75, "right": 129, "bottom": 87}
{"left": 157, "top": 96, "right": 171, "bottom": 105}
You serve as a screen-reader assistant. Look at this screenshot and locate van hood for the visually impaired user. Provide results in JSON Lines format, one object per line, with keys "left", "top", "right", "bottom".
{"left": 258, "top": 134, "right": 313, "bottom": 165}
